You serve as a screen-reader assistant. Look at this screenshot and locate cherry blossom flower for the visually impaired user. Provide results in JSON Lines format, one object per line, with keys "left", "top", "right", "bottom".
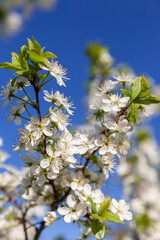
{"left": 58, "top": 195, "right": 87, "bottom": 223}
{"left": 49, "top": 108, "right": 70, "bottom": 131}
{"left": 102, "top": 94, "right": 130, "bottom": 112}
{"left": 39, "top": 59, "right": 69, "bottom": 87}
{"left": 109, "top": 199, "right": 133, "bottom": 221}
{"left": 5, "top": 105, "right": 25, "bottom": 125}
{"left": 104, "top": 119, "right": 131, "bottom": 133}
{"left": 26, "top": 116, "right": 52, "bottom": 140}
{"left": 44, "top": 211, "right": 57, "bottom": 226}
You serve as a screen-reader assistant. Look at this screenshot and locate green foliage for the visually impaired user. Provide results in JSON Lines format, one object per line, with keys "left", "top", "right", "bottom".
{"left": 121, "top": 89, "right": 132, "bottom": 98}
{"left": 131, "top": 76, "right": 142, "bottom": 100}
{"left": 91, "top": 214, "right": 106, "bottom": 222}
{"left": 128, "top": 102, "right": 138, "bottom": 125}
{"left": 99, "top": 197, "right": 111, "bottom": 216}
{"left": 28, "top": 49, "right": 45, "bottom": 65}
{"left": 0, "top": 62, "right": 22, "bottom": 70}
{"left": 126, "top": 75, "right": 160, "bottom": 125}
{"left": 134, "top": 214, "right": 154, "bottom": 232}
{"left": 134, "top": 94, "right": 160, "bottom": 104}
{"left": 131, "top": 75, "right": 160, "bottom": 105}
{"left": 87, "top": 197, "right": 97, "bottom": 214}
{"left": 86, "top": 43, "right": 112, "bottom": 81}
{"left": 86, "top": 44, "right": 105, "bottom": 64}
{"left": 90, "top": 222, "right": 106, "bottom": 240}
{"left": 136, "top": 130, "right": 150, "bottom": 142}
{"left": 43, "top": 51, "right": 57, "bottom": 59}
{"left": 90, "top": 196, "right": 123, "bottom": 239}
{"left": 101, "top": 211, "right": 124, "bottom": 224}
{"left": 0, "top": 36, "right": 57, "bottom": 84}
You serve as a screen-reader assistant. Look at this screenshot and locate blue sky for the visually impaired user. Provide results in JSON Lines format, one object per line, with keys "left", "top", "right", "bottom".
{"left": 0, "top": 0, "right": 160, "bottom": 239}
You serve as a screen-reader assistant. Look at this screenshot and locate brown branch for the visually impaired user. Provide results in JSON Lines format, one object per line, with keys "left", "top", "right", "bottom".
{"left": 33, "top": 221, "right": 45, "bottom": 240}
{"left": 115, "top": 102, "right": 130, "bottom": 123}
{"left": 22, "top": 211, "right": 29, "bottom": 240}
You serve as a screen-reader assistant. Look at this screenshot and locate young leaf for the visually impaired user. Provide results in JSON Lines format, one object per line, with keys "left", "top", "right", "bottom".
{"left": 131, "top": 77, "right": 142, "bottom": 100}
{"left": 92, "top": 214, "right": 106, "bottom": 222}
{"left": 138, "top": 87, "right": 152, "bottom": 98}
{"left": 0, "top": 62, "right": 22, "bottom": 70}
{"left": 102, "top": 211, "right": 124, "bottom": 224}
{"left": 20, "top": 45, "right": 28, "bottom": 58}
{"left": 20, "top": 57, "right": 29, "bottom": 70}
{"left": 128, "top": 102, "right": 138, "bottom": 125}
{"left": 32, "top": 37, "right": 42, "bottom": 53}
{"left": 121, "top": 89, "right": 132, "bottom": 98}
{"left": 99, "top": 197, "right": 111, "bottom": 216}
{"left": 43, "top": 51, "right": 57, "bottom": 59}
{"left": 29, "top": 50, "right": 45, "bottom": 64}
{"left": 134, "top": 94, "right": 160, "bottom": 105}
{"left": 27, "top": 38, "right": 34, "bottom": 50}
{"left": 87, "top": 197, "right": 97, "bottom": 214}
{"left": 90, "top": 222, "right": 106, "bottom": 240}
{"left": 15, "top": 69, "right": 31, "bottom": 76}
{"left": 141, "top": 75, "right": 150, "bottom": 91}
{"left": 11, "top": 52, "right": 21, "bottom": 66}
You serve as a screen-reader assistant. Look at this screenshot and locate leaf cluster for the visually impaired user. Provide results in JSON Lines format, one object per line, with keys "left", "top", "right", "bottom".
{"left": 88, "top": 197, "right": 124, "bottom": 239}
{"left": 122, "top": 76, "right": 160, "bottom": 125}
{"left": 0, "top": 37, "right": 57, "bottom": 79}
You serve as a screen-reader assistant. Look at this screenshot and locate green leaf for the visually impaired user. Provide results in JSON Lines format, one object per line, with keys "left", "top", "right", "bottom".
{"left": 141, "top": 75, "right": 150, "bottom": 91}
{"left": 0, "top": 195, "right": 5, "bottom": 201}
{"left": 128, "top": 102, "right": 138, "bottom": 125}
{"left": 89, "top": 154, "right": 97, "bottom": 161}
{"left": 99, "top": 197, "right": 111, "bottom": 216}
{"left": 92, "top": 214, "right": 106, "bottom": 222}
{"left": 11, "top": 52, "right": 21, "bottom": 66}
{"left": 138, "top": 87, "right": 152, "bottom": 98}
{"left": 134, "top": 94, "right": 160, "bottom": 105}
{"left": 32, "top": 37, "right": 42, "bottom": 53}
{"left": 0, "top": 62, "right": 22, "bottom": 70}
{"left": 11, "top": 76, "right": 19, "bottom": 86}
{"left": 102, "top": 211, "right": 124, "bottom": 224}
{"left": 121, "top": 89, "right": 132, "bottom": 98}
{"left": 90, "top": 222, "right": 106, "bottom": 240}
{"left": 20, "top": 45, "right": 28, "bottom": 58}
{"left": 15, "top": 69, "right": 31, "bottom": 76}
{"left": 87, "top": 197, "right": 97, "bottom": 214}
{"left": 38, "top": 73, "right": 47, "bottom": 81}
{"left": 27, "top": 38, "right": 34, "bottom": 50}
{"left": 29, "top": 50, "right": 45, "bottom": 64}
{"left": 131, "top": 77, "right": 142, "bottom": 100}
{"left": 43, "top": 51, "right": 57, "bottom": 59}
{"left": 134, "top": 214, "right": 154, "bottom": 232}
{"left": 20, "top": 57, "right": 28, "bottom": 70}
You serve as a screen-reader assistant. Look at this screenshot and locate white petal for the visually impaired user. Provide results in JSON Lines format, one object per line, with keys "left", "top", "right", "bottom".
{"left": 64, "top": 213, "right": 73, "bottom": 223}
{"left": 43, "top": 128, "right": 52, "bottom": 136}
{"left": 47, "top": 171, "right": 57, "bottom": 180}
{"left": 40, "top": 159, "right": 50, "bottom": 169}
{"left": 58, "top": 207, "right": 70, "bottom": 215}
{"left": 66, "top": 194, "right": 76, "bottom": 208}
{"left": 46, "top": 145, "right": 53, "bottom": 157}
{"left": 15, "top": 117, "right": 21, "bottom": 125}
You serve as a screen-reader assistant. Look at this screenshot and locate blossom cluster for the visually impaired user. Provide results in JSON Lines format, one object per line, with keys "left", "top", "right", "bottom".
{"left": 114, "top": 131, "right": 160, "bottom": 240}
{"left": 0, "top": 39, "right": 160, "bottom": 240}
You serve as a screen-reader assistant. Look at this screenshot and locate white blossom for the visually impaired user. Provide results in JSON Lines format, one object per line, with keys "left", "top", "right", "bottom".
{"left": 39, "top": 59, "right": 69, "bottom": 87}
{"left": 109, "top": 199, "right": 132, "bottom": 221}
{"left": 44, "top": 211, "right": 57, "bottom": 226}
{"left": 58, "top": 195, "right": 87, "bottom": 223}
{"left": 49, "top": 108, "right": 70, "bottom": 131}
{"left": 26, "top": 116, "right": 52, "bottom": 140}
{"left": 102, "top": 94, "right": 130, "bottom": 112}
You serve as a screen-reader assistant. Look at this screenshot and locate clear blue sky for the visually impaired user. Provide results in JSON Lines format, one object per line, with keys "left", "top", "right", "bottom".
{"left": 0, "top": 0, "right": 160, "bottom": 239}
